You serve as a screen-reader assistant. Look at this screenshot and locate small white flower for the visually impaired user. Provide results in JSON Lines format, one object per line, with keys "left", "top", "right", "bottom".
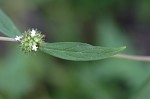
{"left": 32, "top": 45, "right": 38, "bottom": 51}
{"left": 15, "top": 35, "right": 22, "bottom": 41}
{"left": 31, "top": 29, "right": 36, "bottom": 37}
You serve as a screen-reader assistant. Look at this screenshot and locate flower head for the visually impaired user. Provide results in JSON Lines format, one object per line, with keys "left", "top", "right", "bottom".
{"left": 16, "top": 29, "right": 44, "bottom": 53}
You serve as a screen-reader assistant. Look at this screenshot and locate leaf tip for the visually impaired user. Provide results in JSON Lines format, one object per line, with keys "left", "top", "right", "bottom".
{"left": 122, "top": 46, "right": 126, "bottom": 49}
{"left": 119, "top": 46, "right": 126, "bottom": 52}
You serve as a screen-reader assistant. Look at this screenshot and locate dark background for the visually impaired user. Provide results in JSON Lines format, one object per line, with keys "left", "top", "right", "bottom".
{"left": 0, "top": 0, "right": 150, "bottom": 99}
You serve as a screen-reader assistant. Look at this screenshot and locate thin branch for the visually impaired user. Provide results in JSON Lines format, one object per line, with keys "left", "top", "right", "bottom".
{"left": 113, "top": 54, "right": 150, "bottom": 62}
{"left": 0, "top": 36, "right": 150, "bottom": 62}
{"left": 0, "top": 37, "right": 16, "bottom": 42}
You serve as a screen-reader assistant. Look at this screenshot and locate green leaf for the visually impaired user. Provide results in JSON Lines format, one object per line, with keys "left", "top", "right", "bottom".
{"left": 39, "top": 42, "right": 126, "bottom": 61}
{"left": 0, "top": 10, "right": 21, "bottom": 38}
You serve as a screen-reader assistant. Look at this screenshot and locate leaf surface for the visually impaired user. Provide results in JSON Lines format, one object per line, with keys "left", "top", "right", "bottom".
{"left": 40, "top": 42, "right": 126, "bottom": 61}
{"left": 0, "top": 10, "right": 21, "bottom": 38}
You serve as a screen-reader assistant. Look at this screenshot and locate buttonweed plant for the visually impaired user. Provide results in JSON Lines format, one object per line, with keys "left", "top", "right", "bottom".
{"left": 1, "top": 9, "right": 150, "bottom": 99}
{"left": 0, "top": 9, "right": 150, "bottom": 62}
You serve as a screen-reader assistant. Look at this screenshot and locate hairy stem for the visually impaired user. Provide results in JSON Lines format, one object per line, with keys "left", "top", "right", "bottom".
{"left": 0, "top": 37, "right": 16, "bottom": 42}
{"left": 113, "top": 54, "right": 150, "bottom": 62}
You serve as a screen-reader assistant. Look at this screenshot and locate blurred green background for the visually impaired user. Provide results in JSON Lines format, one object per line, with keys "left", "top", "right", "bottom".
{"left": 0, "top": 0, "right": 150, "bottom": 99}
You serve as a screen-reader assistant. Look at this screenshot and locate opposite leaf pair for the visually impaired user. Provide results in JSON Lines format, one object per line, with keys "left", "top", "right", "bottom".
{"left": 0, "top": 9, "right": 125, "bottom": 61}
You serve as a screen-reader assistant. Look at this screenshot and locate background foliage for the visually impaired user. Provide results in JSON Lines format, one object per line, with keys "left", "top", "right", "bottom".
{"left": 0, "top": 0, "right": 150, "bottom": 99}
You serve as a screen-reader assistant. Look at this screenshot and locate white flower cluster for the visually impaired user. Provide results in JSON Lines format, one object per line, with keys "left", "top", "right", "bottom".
{"left": 15, "top": 29, "right": 44, "bottom": 52}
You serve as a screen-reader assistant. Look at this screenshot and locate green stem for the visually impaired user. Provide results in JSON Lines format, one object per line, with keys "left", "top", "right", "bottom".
{"left": 0, "top": 36, "right": 150, "bottom": 62}
{"left": 0, "top": 36, "right": 16, "bottom": 42}
{"left": 113, "top": 54, "right": 150, "bottom": 62}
